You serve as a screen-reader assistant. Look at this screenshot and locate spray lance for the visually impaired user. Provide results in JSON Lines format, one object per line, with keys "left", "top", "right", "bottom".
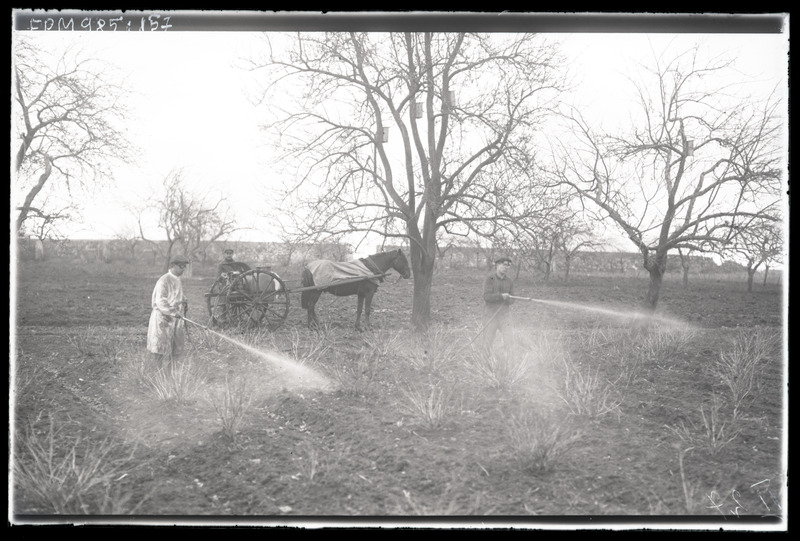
{"left": 508, "top": 295, "right": 537, "bottom": 302}
{"left": 180, "top": 315, "right": 212, "bottom": 332}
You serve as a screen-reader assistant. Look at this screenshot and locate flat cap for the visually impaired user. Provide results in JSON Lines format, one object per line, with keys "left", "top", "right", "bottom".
{"left": 494, "top": 256, "right": 513, "bottom": 264}
{"left": 170, "top": 256, "right": 190, "bottom": 265}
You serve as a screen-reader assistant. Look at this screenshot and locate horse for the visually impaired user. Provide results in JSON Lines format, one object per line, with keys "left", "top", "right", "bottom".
{"left": 300, "top": 249, "right": 411, "bottom": 331}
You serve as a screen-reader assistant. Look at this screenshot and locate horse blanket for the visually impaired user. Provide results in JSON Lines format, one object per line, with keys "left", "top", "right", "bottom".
{"left": 305, "top": 259, "right": 381, "bottom": 287}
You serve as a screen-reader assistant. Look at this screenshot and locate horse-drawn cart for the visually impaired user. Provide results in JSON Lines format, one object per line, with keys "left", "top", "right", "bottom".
{"left": 204, "top": 250, "right": 411, "bottom": 332}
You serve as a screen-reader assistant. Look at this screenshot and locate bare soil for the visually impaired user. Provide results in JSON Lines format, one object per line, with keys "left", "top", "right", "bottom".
{"left": 10, "top": 259, "right": 786, "bottom": 528}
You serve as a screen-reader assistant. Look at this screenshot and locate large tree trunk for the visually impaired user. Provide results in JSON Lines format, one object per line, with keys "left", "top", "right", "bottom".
{"left": 409, "top": 242, "right": 435, "bottom": 332}
{"left": 762, "top": 265, "right": 770, "bottom": 287}
{"left": 747, "top": 267, "right": 756, "bottom": 292}
{"left": 411, "top": 259, "right": 434, "bottom": 331}
{"left": 645, "top": 267, "right": 664, "bottom": 311}
{"left": 644, "top": 252, "right": 668, "bottom": 312}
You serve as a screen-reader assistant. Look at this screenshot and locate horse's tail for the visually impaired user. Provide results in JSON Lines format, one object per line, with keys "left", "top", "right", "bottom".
{"left": 301, "top": 268, "right": 314, "bottom": 309}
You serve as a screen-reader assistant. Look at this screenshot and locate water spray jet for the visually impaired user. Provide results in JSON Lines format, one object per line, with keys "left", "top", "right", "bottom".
{"left": 181, "top": 317, "right": 335, "bottom": 391}
{"left": 508, "top": 296, "right": 690, "bottom": 328}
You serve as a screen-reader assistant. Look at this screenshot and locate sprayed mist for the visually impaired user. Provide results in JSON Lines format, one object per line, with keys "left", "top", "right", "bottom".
{"left": 201, "top": 326, "right": 335, "bottom": 391}
{"left": 521, "top": 297, "right": 692, "bottom": 329}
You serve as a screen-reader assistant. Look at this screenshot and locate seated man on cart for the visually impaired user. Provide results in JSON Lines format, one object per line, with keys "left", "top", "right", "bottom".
{"left": 218, "top": 247, "right": 251, "bottom": 282}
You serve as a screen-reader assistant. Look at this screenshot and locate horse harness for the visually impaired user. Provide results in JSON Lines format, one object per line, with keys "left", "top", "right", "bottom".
{"left": 362, "top": 256, "right": 386, "bottom": 282}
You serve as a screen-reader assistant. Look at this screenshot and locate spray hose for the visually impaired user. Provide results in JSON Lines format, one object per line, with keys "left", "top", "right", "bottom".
{"left": 463, "top": 303, "right": 507, "bottom": 349}
{"left": 181, "top": 316, "right": 212, "bottom": 332}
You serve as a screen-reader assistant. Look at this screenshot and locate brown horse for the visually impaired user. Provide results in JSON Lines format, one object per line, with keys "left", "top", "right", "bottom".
{"left": 300, "top": 249, "right": 411, "bottom": 331}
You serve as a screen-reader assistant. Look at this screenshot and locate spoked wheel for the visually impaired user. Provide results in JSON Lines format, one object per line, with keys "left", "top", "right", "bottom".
{"left": 227, "top": 269, "right": 290, "bottom": 331}
{"left": 207, "top": 276, "right": 240, "bottom": 328}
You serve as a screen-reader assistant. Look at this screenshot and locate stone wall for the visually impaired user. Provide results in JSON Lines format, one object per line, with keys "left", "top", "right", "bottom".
{"left": 15, "top": 238, "right": 354, "bottom": 269}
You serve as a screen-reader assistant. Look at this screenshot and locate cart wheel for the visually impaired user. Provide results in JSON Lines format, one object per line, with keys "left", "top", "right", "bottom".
{"left": 229, "top": 269, "right": 290, "bottom": 331}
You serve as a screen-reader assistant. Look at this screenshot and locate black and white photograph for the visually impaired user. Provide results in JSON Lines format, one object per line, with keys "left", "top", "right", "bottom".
{"left": 9, "top": 11, "right": 789, "bottom": 530}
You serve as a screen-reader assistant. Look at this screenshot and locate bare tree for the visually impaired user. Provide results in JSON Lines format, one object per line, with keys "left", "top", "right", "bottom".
{"left": 762, "top": 232, "right": 784, "bottom": 288}
{"left": 22, "top": 196, "right": 79, "bottom": 260}
{"left": 482, "top": 188, "right": 592, "bottom": 282}
{"left": 143, "top": 170, "right": 239, "bottom": 274}
{"left": 724, "top": 219, "right": 783, "bottom": 292}
{"left": 550, "top": 45, "right": 784, "bottom": 311}
{"left": 113, "top": 224, "right": 142, "bottom": 263}
{"left": 12, "top": 36, "right": 134, "bottom": 235}
{"left": 251, "top": 32, "right": 566, "bottom": 330}
{"left": 556, "top": 217, "right": 601, "bottom": 283}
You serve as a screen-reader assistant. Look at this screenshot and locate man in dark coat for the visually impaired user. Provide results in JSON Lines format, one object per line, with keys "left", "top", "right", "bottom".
{"left": 218, "top": 248, "right": 251, "bottom": 277}
{"left": 482, "top": 256, "right": 515, "bottom": 356}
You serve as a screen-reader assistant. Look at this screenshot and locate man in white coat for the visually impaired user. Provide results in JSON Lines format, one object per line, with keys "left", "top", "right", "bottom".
{"left": 147, "top": 256, "right": 189, "bottom": 368}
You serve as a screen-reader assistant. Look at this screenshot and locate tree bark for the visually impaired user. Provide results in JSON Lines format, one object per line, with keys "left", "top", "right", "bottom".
{"left": 409, "top": 240, "right": 435, "bottom": 332}
{"left": 644, "top": 251, "right": 668, "bottom": 312}
{"left": 645, "top": 266, "right": 664, "bottom": 311}
{"left": 747, "top": 268, "right": 756, "bottom": 292}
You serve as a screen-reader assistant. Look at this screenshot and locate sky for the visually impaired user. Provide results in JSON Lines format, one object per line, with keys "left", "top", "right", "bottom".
{"left": 11, "top": 12, "right": 790, "bottom": 253}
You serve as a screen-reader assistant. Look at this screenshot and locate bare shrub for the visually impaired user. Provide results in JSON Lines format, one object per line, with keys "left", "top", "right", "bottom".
{"left": 464, "top": 347, "right": 530, "bottom": 391}
{"left": 210, "top": 372, "right": 254, "bottom": 439}
{"left": 552, "top": 353, "right": 622, "bottom": 419}
{"left": 666, "top": 395, "right": 740, "bottom": 456}
{"left": 640, "top": 326, "right": 697, "bottom": 366}
{"left": 611, "top": 347, "right": 647, "bottom": 389}
{"left": 97, "top": 332, "right": 128, "bottom": 362}
{"left": 282, "top": 325, "right": 337, "bottom": 366}
{"left": 515, "top": 329, "right": 567, "bottom": 370}
{"left": 362, "top": 329, "right": 401, "bottom": 358}
{"left": 328, "top": 347, "right": 380, "bottom": 396}
{"left": 121, "top": 350, "right": 156, "bottom": 391}
{"left": 192, "top": 327, "right": 227, "bottom": 352}
{"left": 145, "top": 359, "right": 207, "bottom": 404}
{"left": 712, "top": 328, "right": 779, "bottom": 419}
{"left": 66, "top": 327, "right": 98, "bottom": 357}
{"left": 505, "top": 407, "right": 582, "bottom": 473}
{"left": 13, "top": 414, "right": 144, "bottom": 514}
{"left": 407, "top": 323, "right": 462, "bottom": 372}
{"left": 579, "top": 322, "right": 612, "bottom": 350}
{"left": 397, "top": 378, "right": 461, "bottom": 429}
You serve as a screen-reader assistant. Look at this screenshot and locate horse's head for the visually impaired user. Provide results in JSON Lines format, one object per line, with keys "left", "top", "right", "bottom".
{"left": 392, "top": 249, "right": 411, "bottom": 279}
